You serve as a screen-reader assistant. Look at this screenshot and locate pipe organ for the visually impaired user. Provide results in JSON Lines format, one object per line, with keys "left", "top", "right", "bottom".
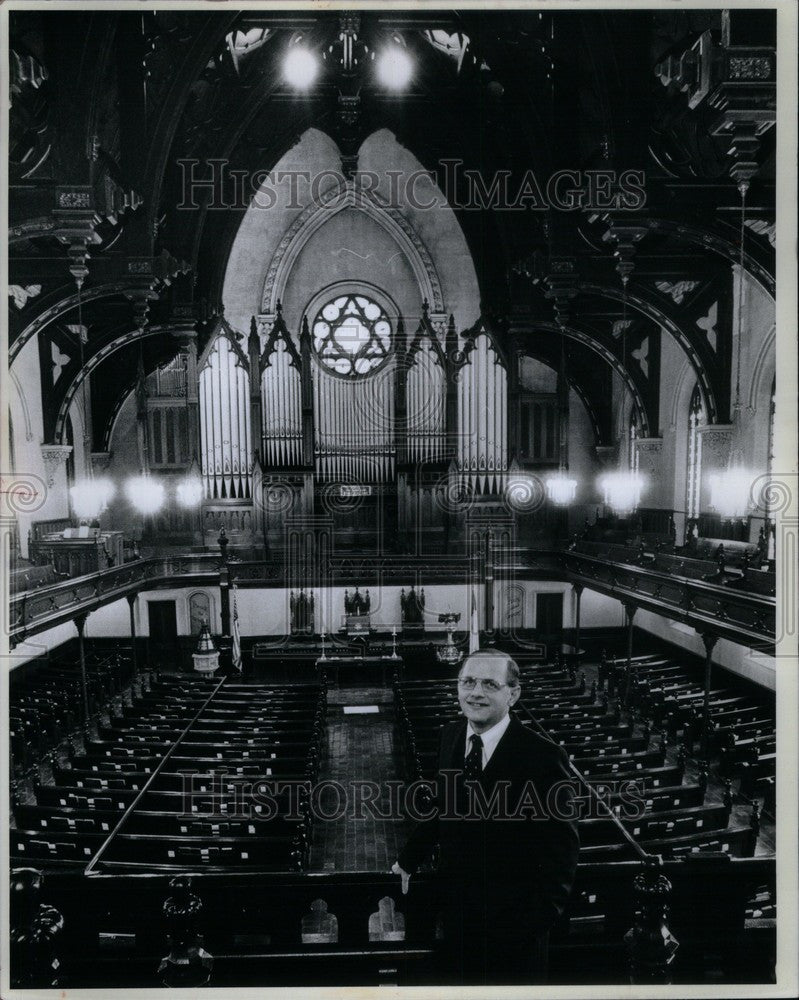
{"left": 405, "top": 335, "right": 446, "bottom": 464}
{"left": 456, "top": 327, "right": 508, "bottom": 494}
{"left": 313, "top": 361, "right": 396, "bottom": 482}
{"left": 195, "top": 305, "right": 511, "bottom": 538}
{"left": 261, "top": 339, "right": 303, "bottom": 467}
{"left": 199, "top": 323, "right": 252, "bottom": 499}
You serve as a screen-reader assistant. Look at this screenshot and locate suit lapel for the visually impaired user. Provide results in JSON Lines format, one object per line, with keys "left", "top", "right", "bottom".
{"left": 479, "top": 715, "right": 521, "bottom": 783}
{"left": 443, "top": 720, "right": 468, "bottom": 770}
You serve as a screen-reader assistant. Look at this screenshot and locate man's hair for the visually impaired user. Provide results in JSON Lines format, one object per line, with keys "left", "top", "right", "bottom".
{"left": 460, "top": 648, "right": 521, "bottom": 688}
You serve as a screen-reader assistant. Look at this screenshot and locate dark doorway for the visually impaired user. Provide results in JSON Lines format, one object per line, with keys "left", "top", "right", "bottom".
{"left": 147, "top": 600, "right": 178, "bottom": 668}
{"left": 536, "top": 593, "right": 564, "bottom": 636}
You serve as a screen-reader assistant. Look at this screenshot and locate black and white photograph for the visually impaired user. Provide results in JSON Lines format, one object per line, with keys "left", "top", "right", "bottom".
{"left": 1, "top": 0, "right": 797, "bottom": 995}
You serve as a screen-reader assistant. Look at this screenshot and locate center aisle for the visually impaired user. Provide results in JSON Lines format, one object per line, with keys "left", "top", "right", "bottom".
{"left": 309, "top": 684, "right": 412, "bottom": 873}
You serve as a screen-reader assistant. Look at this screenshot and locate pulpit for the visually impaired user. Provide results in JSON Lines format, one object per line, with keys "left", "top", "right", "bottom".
{"left": 192, "top": 622, "right": 220, "bottom": 675}
{"left": 342, "top": 587, "right": 372, "bottom": 645}
{"left": 29, "top": 524, "right": 124, "bottom": 578}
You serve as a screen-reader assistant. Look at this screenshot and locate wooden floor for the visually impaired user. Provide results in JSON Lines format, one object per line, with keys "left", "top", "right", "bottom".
{"left": 309, "top": 684, "right": 413, "bottom": 873}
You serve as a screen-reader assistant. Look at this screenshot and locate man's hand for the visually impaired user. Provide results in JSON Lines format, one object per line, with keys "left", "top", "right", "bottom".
{"left": 391, "top": 861, "right": 411, "bottom": 894}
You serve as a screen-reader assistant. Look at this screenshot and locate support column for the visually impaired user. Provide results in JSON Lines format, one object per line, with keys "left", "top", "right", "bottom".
{"left": 218, "top": 529, "right": 232, "bottom": 671}
{"left": 484, "top": 530, "right": 495, "bottom": 640}
{"left": 126, "top": 593, "right": 139, "bottom": 677}
{"left": 622, "top": 602, "right": 637, "bottom": 706}
{"left": 299, "top": 316, "right": 315, "bottom": 468}
{"left": 573, "top": 584, "right": 583, "bottom": 664}
{"left": 699, "top": 632, "right": 718, "bottom": 763}
{"left": 75, "top": 612, "right": 90, "bottom": 723}
{"left": 443, "top": 315, "right": 458, "bottom": 555}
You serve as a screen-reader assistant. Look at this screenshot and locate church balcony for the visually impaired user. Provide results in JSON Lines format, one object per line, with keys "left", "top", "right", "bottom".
{"left": 559, "top": 546, "right": 776, "bottom": 652}
{"left": 9, "top": 543, "right": 776, "bottom": 653}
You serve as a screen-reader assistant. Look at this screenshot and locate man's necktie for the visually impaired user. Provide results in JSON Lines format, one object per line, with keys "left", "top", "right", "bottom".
{"left": 464, "top": 734, "right": 484, "bottom": 779}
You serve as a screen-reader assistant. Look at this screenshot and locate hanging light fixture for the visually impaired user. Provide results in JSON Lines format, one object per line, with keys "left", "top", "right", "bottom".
{"left": 70, "top": 477, "right": 116, "bottom": 522}
{"left": 176, "top": 456, "right": 204, "bottom": 508}
{"left": 599, "top": 469, "right": 646, "bottom": 514}
{"left": 176, "top": 476, "right": 203, "bottom": 507}
{"left": 546, "top": 271, "right": 578, "bottom": 505}
{"left": 283, "top": 42, "right": 318, "bottom": 90}
{"left": 708, "top": 180, "right": 754, "bottom": 521}
{"left": 597, "top": 264, "right": 646, "bottom": 515}
{"left": 376, "top": 42, "right": 414, "bottom": 90}
{"left": 125, "top": 474, "right": 166, "bottom": 514}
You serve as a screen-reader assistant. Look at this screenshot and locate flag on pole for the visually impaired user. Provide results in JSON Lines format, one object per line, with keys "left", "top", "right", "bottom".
{"left": 469, "top": 585, "right": 480, "bottom": 654}
{"left": 232, "top": 585, "right": 243, "bottom": 673}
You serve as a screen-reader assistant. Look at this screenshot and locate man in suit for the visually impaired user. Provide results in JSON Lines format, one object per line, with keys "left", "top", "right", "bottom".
{"left": 392, "top": 648, "right": 579, "bottom": 985}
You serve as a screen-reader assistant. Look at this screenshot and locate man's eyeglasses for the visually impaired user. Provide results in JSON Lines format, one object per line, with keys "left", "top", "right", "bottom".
{"left": 457, "top": 676, "right": 510, "bottom": 693}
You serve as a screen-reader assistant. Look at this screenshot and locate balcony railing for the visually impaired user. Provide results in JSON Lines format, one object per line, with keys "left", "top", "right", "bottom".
{"left": 9, "top": 544, "right": 776, "bottom": 652}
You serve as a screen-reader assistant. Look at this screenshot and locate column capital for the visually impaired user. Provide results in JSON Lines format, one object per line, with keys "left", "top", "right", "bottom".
{"left": 74, "top": 611, "right": 89, "bottom": 635}
{"left": 40, "top": 444, "right": 73, "bottom": 488}
{"left": 91, "top": 451, "right": 112, "bottom": 474}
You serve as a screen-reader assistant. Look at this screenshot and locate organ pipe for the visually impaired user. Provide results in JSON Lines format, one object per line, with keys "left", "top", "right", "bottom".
{"left": 457, "top": 329, "right": 508, "bottom": 494}
{"left": 261, "top": 340, "right": 303, "bottom": 467}
{"left": 406, "top": 341, "right": 445, "bottom": 463}
{"left": 312, "top": 360, "right": 396, "bottom": 483}
{"left": 199, "top": 331, "right": 252, "bottom": 499}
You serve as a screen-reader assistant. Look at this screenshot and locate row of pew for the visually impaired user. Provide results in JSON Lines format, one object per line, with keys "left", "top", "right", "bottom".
{"left": 10, "top": 650, "right": 135, "bottom": 779}
{"left": 11, "top": 673, "right": 326, "bottom": 873}
{"left": 601, "top": 652, "right": 776, "bottom": 816}
{"left": 395, "top": 658, "right": 763, "bottom": 865}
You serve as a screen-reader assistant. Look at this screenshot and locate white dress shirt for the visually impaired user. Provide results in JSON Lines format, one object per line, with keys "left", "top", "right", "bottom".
{"left": 465, "top": 713, "right": 511, "bottom": 768}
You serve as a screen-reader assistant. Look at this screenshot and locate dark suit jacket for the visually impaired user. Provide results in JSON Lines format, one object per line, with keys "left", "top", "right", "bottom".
{"left": 399, "top": 714, "right": 580, "bottom": 940}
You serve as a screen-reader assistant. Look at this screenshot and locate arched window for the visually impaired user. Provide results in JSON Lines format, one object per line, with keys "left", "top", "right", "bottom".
{"left": 312, "top": 293, "right": 391, "bottom": 377}
{"left": 686, "top": 385, "right": 706, "bottom": 519}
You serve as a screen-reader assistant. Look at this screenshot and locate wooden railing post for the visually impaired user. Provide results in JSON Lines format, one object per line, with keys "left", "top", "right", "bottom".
{"left": 699, "top": 632, "right": 718, "bottom": 764}
{"left": 10, "top": 868, "right": 64, "bottom": 987}
{"left": 622, "top": 603, "right": 637, "bottom": 706}
{"left": 158, "top": 876, "right": 213, "bottom": 987}
{"left": 624, "top": 858, "right": 679, "bottom": 983}
{"left": 74, "top": 611, "right": 90, "bottom": 723}
{"left": 126, "top": 592, "right": 139, "bottom": 680}
{"left": 573, "top": 583, "right": 583, "bottom": 665}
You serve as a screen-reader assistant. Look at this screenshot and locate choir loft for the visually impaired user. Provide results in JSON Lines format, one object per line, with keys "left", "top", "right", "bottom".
{"left": 4, "top": 2, "right": 793, "bottom": 993}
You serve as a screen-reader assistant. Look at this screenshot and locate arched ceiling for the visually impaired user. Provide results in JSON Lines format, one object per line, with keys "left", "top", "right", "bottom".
{"left": 8, "top": 7, "right": 776, "bottom": 448}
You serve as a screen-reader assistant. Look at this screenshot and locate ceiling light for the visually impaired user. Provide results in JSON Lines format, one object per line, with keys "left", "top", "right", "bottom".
{"left": 125, "top": 475, "right": 166, "bottom": 515}
{"left": 176, "top": 476, "right": 204, "bottom": 507}
{"left": 599, "top": 471, "right": 646, "bottom": 514}
{"left": 284, "top": 46, "right": 318, "bottom": 89}
{"left": 70, "top": 478, "right": 115, "bottom": 521}
{"left": 377, "top": 46, "right": 413, "bottom": 90}
{"left": 546, "top": 473, "right": 578, "bottom": 506}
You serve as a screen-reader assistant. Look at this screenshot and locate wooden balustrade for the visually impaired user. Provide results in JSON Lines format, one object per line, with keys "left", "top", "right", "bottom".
{"left": 10, "top": 546, "right": 776, "bottom": 652}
